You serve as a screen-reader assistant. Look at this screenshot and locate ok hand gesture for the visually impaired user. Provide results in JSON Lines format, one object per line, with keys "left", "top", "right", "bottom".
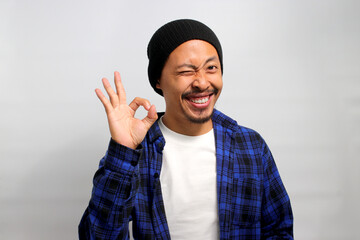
{"left": 95, "top": 71, "right": 158, "bottom": 149}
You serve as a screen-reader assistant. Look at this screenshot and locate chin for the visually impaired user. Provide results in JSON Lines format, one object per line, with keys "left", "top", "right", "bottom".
{"left": 185, "top": 109, "right": 215, "bottom": 124}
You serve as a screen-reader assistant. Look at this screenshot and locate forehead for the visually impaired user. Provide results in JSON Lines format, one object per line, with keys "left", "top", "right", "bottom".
{"left": 167, "top": 40, "right": 219, "bottom": 64}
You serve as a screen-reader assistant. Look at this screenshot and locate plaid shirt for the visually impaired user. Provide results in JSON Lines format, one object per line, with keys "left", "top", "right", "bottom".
{"left": 79, "top": 109, "right": 293, "bottom": 239}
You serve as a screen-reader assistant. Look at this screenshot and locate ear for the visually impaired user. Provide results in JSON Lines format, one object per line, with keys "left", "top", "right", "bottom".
{"left": 156, "top": 80, "right": 161, "bottom": 89}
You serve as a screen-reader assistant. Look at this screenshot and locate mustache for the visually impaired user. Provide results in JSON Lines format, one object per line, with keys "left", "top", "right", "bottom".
{"left": 181, "top": 88, "right": 219, "bottom": 99}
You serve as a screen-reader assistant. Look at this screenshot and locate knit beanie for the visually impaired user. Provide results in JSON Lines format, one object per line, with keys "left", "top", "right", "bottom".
{"left": 147, "top": 19, "right": 223, "bottom": 96}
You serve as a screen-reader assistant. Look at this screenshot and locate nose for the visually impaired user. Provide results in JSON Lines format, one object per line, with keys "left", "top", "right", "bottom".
{"left": 192, "top": 70, "right": 210, "bottom": 90}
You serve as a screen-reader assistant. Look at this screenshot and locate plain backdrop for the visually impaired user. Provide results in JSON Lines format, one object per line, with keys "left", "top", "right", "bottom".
{"left": 1, "top": 0, "right": 359, "bottom": 239}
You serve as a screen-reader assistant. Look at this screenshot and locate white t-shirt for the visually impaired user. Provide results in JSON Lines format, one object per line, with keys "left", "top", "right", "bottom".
{"left": 158, "top": 117, "right": 219, "bottom": 239}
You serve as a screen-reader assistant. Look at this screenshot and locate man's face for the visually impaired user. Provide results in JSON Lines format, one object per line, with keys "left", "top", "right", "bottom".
{"left": 157, "top": 40, "right": 223, "bottom": 127}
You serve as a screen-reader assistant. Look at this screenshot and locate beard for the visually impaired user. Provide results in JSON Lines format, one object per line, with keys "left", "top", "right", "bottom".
{"left": 182, "top": 108, "right": 215, "bottom": 124}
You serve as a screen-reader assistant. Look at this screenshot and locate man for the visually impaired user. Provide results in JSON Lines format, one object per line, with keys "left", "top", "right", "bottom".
{"left": 79, "top": 19, "right": 293, "bottom": 239}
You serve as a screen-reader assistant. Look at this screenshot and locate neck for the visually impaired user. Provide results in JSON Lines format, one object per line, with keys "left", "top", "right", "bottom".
{"left": 161, "top": 113, "right": 213, "bottom": 136}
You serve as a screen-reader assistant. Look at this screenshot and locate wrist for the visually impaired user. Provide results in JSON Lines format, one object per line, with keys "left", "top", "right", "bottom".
{"left": 111, "top": 138, "right": 137, "bottom": 150}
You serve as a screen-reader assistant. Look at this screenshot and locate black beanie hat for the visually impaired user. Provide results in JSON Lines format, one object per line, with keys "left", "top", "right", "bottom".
{"left": 147, "top": 19, "right": 223, "bottom": 96}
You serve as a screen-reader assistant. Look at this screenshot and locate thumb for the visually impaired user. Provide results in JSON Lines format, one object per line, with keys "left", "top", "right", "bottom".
{"left": 142, "top": 105, "right": 158, "bottom": 129}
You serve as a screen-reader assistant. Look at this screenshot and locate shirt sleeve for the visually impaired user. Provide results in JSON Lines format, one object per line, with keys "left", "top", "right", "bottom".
{"left": 260, "top": 141, "right": 294, "bottom": 239}
{"left": 78, "top": 139, "right": 142, "bottom": 240}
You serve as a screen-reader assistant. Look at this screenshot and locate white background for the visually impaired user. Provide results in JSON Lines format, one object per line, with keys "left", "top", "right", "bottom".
{"left": 1, "top": 0, "right": 359, "bottom": 239}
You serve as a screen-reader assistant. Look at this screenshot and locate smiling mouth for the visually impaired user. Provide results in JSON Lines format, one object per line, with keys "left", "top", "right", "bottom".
{"left": 189, "top": 96, "right": 210, "bottom": 104}
{"left": 183, "top": 92, "right": 216, "bottom": 110}
{"left": 182, "top": 89, "right": 218, "bottom": 100}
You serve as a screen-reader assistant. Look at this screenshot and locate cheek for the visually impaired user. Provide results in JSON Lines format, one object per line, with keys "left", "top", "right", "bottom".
{"left": 162, "top": 84, "right": 183, "bottom": 105}
{"left": 210, "top": 75, "right": 223, "bottom": 90}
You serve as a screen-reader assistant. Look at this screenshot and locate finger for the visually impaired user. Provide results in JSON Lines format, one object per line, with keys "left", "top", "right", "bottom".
{"left": 129, "top": 97, "right": 151, "bottom": 112}
{"left": 102, "top": 77, "right": 119, "bottom": 107}
{"left": 95, "top": 88, "right": 113, "bottom": 114}
{"left": 142, "top": 105, "right": 158, "bottom": 129}
{"left": 114, "top": 71, "right": 127, "bottom": 104}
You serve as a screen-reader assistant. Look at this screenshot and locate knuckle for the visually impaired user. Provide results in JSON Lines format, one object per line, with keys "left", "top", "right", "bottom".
{"left": 134, "top": 97, "right": 144, "bottom": 102}
{"left": 133, "top": 97, "right": 145, "bottom": 105}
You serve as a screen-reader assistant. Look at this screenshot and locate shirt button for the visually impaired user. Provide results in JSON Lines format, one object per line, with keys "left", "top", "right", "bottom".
{"left": 130, "top": 160, "right": 137, "bottom": 166}
{"left": 153, "top": 173, "right": 159, "bottom": 178}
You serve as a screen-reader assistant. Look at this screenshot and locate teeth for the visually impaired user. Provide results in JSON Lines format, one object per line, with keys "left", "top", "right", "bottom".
{"left": 190, "top": 97, "right": 209, "bottom": 104}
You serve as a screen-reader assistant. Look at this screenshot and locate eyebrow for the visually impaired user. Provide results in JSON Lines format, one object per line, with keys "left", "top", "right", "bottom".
{"left": 176, "top": 56, "right": 218, "bottom": 70}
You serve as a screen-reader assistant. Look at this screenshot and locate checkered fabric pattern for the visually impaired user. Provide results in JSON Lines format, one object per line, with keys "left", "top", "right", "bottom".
{"left": 79, "top": 109, "right": 293, "bottom": 239}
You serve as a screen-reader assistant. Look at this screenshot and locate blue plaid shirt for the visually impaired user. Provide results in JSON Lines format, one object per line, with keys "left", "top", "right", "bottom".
{"left": 79, "top": 109, "right": 293, "bottom": 239}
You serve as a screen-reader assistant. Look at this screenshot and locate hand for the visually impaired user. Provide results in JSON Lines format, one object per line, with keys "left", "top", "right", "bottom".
{"left": 95, "top": 71, "right": 158, "bottom": 149}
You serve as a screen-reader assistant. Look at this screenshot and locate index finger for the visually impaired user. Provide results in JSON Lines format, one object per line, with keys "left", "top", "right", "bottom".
{"left": 114, "top": 71, "right": 127, "bottom": 103}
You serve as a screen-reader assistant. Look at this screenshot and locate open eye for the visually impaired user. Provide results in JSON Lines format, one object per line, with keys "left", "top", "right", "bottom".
{"left": 207, "top": 65, "right": 218, "bottom": 72}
